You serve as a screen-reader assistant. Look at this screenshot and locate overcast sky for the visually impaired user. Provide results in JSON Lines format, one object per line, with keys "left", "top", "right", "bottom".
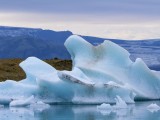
{"left": 0, "top": 0, "right": 160, "bottom": 39}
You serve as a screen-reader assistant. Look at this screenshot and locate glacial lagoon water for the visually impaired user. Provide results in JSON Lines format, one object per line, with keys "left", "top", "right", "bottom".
{"left": 0, "top": 101, "right": 160, "bottom": 120}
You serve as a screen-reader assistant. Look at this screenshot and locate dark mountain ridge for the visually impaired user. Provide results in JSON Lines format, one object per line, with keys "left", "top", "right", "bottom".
{"left": 0, "top": 26, "right": 159, "bottom": 70}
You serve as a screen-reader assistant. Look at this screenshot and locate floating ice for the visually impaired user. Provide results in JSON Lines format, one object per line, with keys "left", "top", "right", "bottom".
{"left": 97, "top": 96, "right": 128, "bottom": 116}
{"left": 147, "top": 103, "right": 160, "bottom": 112}
{"left": 97, "top": 103, "right": 112, "bottom": 110}
{"left": 0, "top": 35, "right": 160, "bottom": 104}
{"left": 9, "top": 95, "right": 34, "bottom": 107}
{"left": 97, "top": 96, "right": 127, "bottom": 110}
{"left": 97, "top": 103, "right": 112, "bottom": 116}
{"left": 29, "top": 101, "right": 50, "bottom": 111}
{"left": 113, "top": 96, "right": 128, "bottom": 109}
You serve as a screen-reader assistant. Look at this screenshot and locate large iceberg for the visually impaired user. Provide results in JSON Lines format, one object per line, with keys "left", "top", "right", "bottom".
{"left": 0, "top": 35, "right": 160, "bottom": 105}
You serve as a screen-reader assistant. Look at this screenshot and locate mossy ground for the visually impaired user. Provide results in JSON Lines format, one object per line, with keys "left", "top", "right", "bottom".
{"left": 0, "top": 59, "right": 72, "bottom": 82}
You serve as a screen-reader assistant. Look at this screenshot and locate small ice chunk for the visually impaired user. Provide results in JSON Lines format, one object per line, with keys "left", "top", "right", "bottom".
{"left": 97, "top": 103, "right": 112, "bottom": 115}
{"left": 97, "top": 96, "right": 128, "bottom": 115}
{"left": 30, "top": 101, "right": 50, "bottom": 107}
{"left": 147, "top": 103, "right": 160, "bottom": 109}
{"left": 97, "top": 103, "right": 112, "bottom": 110}
{"left": 147, "top": 103, "right": 160, "bottom": 112}
{"left": 97, "top": 96, "right": 127, "bottom": 111}
{"left": 9, "top": 95, "right": 34, "bottom": 107}
{"left": 29, "top": 101, "right": 50, "bottom": 111}
{"left": 113, "top": 96, "right": 127, "bottom": 109}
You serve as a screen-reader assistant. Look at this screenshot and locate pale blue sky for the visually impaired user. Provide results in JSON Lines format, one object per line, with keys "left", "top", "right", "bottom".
{"left": 0, "top": 0, "right": 160, "bottom": 39}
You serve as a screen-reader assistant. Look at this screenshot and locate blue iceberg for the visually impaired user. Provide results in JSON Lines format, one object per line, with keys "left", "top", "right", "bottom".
{"left": 0, "top": 35, "right": 160, "bottom": 105}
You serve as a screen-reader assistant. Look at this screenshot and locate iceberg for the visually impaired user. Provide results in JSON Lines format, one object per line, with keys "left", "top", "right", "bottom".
{"left": 0, "top": 35, "right": 160, "bottom": 105}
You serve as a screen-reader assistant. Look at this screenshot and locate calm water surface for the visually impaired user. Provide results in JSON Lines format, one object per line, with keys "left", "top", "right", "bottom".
{"left": 0, "top": 101, "right": 160, "bottom": 120}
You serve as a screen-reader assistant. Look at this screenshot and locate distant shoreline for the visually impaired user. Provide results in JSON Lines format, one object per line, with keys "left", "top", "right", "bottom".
{"left": 0, "top": 59, "right": 72, "bottom": 82}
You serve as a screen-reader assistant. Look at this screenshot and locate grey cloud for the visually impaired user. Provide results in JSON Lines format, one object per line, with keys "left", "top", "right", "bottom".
{"left": 0, "top": 0, "right": 160, "bottom": 21}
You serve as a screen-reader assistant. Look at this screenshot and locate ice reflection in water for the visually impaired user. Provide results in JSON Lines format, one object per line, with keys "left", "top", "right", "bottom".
{"left": 0, "top": 101, "right": 160, "bottom": 120}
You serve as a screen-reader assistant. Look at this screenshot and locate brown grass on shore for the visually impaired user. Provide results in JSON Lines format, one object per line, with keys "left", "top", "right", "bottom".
{"left": 0, "top": 59, "right": 72, "bottom": 82}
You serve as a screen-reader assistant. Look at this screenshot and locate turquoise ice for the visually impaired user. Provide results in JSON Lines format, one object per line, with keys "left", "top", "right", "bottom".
{"left": 0, "top": 35, "right": 160, "bottom": 105}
